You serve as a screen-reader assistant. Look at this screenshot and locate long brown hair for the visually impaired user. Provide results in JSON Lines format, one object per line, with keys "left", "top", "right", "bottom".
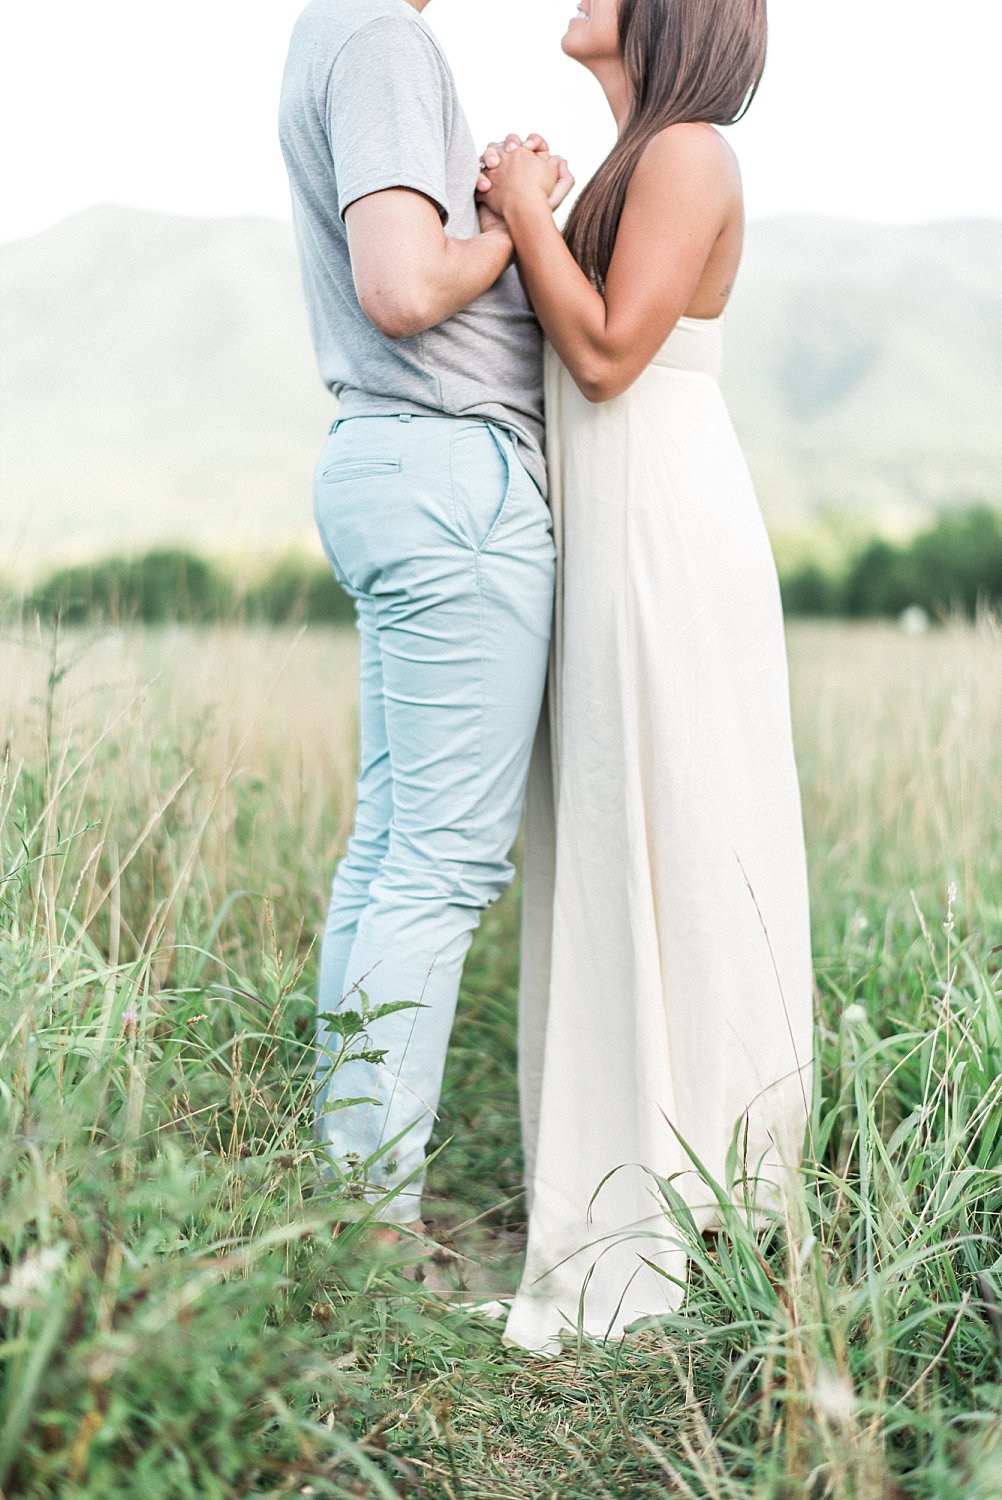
{"left": 564, "top": 0, "right": 767, "bottom": 290}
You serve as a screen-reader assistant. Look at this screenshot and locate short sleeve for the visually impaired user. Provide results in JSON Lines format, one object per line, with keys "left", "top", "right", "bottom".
{"left": 326, "top": 17, "right": 452, "bottom": 223}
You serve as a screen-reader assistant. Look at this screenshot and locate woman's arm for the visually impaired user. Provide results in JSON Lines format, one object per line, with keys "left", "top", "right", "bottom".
{"left": 482, "top": 124, "right": 739, "bottom": 402}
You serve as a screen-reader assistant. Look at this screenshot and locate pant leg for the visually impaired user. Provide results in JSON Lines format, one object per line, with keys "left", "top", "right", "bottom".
{"left": 312, "top": 414, "right": 555, "bottom": 1223}
{"left": 313, "top": 591, "right": 392, "bottom": 1166}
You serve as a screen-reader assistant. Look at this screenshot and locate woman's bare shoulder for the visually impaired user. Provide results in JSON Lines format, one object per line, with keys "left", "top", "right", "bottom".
{"left": 632, "top": 122, "right": 742, "bottom": 196}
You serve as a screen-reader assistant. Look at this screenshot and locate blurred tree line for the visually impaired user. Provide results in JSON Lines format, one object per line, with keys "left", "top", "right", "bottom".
{"left": 780, "top": 505, "right": 1002, "bottom": 618}
{"left": 11, "top": 550, "right": 356, "bottom": 628}
{"left": 4, "top": 505, "right": 1001, "bottom": 627}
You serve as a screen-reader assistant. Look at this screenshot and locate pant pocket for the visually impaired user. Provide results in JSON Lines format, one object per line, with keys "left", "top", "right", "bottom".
{"left": 313, "top": 432, "right": 404, "bottom": 593}
{"left": 320, "top": 458, "right": 402, "bottom": 483}
{"left": 449, "top": 423, "right": 511, "bottom": 553}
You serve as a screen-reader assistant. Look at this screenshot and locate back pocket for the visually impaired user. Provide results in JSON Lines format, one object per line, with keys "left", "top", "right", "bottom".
{"left": 320, "top": 458, "right": 402, "bottom": 483}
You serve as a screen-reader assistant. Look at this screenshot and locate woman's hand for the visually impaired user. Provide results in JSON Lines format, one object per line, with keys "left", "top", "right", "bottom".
{"left": 477, "top": 135, "right": 574, "bottom": 218}
{"left": 480, "top": 146, "right": 566, "bottom": 222}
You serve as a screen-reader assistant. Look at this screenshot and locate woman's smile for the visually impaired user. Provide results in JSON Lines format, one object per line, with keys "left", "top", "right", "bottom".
{"left": 561, "top": 0, "right": 620, "bottom": 66}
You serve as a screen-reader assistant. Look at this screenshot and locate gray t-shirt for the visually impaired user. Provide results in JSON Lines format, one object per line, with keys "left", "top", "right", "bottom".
{"left": 279, "top": 0, "right": 546, "bottom": 494}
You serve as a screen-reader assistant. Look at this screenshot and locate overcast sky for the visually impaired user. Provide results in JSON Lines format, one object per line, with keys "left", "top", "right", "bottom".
{"left": 1, "top": 0, "right": 1000, "bottom": 242}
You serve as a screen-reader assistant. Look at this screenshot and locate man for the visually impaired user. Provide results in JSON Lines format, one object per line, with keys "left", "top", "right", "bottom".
{"left": 279, "top": 0, "right": 570, "bottom": 1248}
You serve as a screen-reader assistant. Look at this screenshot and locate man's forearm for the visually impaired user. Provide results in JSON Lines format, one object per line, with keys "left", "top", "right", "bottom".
{"left": 413, "top": 228, "right": 514, "bottom": 333}
{"left": 349, "top": 203, "right": 514, "bottom": 340}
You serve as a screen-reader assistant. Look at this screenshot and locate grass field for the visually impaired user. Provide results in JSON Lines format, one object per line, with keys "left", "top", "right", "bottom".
{"left": 2, "top": 615, "right": 1001, "bottom": 1499}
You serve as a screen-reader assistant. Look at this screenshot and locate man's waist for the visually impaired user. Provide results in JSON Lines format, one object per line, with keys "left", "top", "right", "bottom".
{"left": 332, "top": 389, "right": 547, "bottom": 498}
{"left": 334, "top": 387, "right": 540, "bottom": 434}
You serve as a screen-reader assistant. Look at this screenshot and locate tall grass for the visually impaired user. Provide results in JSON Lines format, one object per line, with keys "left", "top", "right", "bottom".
{"left": 1, "top": 614, "right": 1000, "bottom": 1498}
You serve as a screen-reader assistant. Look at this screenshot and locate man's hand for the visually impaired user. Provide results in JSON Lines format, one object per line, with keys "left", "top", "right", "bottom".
{"left": 477, "top": 199, "right": 507, "bottom": 236}
{"left": 477, "top": 134, "right": 574, "bottom": 213}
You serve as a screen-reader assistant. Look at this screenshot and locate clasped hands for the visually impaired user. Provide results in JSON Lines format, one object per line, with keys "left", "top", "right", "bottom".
{"left": 476, "top": 133, "right": 575, "bottom": 232}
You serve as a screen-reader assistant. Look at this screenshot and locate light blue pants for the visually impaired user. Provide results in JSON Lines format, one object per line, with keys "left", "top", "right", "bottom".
{"left": 311, "top": 413, "right": 555, "bottom": 1223}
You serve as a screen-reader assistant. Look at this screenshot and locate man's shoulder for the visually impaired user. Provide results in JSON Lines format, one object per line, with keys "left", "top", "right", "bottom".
{"left": 293, "top": 0, "right": 444, "bottom": 61}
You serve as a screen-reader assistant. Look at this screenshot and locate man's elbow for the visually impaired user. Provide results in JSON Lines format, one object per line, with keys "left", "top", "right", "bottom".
{"left": 357, "top": 283, "right": 434, "bottom": 340}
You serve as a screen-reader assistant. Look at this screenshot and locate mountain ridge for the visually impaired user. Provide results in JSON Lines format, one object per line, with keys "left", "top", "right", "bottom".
{"left": 2, "top": 205, "right": 1000, "bottom": 569}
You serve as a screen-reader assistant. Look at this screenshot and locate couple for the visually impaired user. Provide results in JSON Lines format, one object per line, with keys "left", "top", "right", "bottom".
{"left": 279, "top": 0, "right": 814, "bottom": 1354}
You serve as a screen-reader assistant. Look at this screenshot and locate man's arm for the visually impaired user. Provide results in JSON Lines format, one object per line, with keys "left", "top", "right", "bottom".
{"left": 345, "top": 188, "right": 518, "bottom": 340}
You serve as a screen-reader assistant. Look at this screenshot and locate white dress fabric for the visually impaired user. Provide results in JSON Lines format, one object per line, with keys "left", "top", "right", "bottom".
{"left": 502, "top": 318, "right": 815, "bottom": 1355}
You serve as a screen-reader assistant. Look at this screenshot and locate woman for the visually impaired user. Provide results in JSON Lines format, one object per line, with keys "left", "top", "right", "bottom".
{"left": 477, "top": 0, "right": 815, "bottom": 1354}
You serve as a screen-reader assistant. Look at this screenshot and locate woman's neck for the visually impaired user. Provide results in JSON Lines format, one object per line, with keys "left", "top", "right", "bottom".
{"left": 588, "top": 59, "right": 632, "bottom": 134}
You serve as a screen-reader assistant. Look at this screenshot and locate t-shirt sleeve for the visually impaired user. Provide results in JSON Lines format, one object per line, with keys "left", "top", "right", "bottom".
{"left": 326, "top": 17, "right": 453, "bottom": 223}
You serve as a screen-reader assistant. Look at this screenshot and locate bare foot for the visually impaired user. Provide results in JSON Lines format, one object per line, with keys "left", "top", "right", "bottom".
{"left": 365, "top": 1218, "right": 430, "bottom": 1281}
{"left": 370, "top": 1218, "right": 426, "bottom": 1247}
{"left": 365, "top": 1219, "right": 469, "bottom": 1291}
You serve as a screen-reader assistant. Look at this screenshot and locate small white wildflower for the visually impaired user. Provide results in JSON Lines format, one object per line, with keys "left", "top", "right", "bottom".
{"left": 0, "top": 1243, "right": 69, "bottom": 1309}
{"left": 899, "top": 605, "right": 930, "bottom": 637}
{"left": 87, "top": 1351, "right": 121, "bottom": 1382}
{"left": 794, "top": 1233, "right": 817, "bottom": 1271}
{"left": 86, "top": 1350, "right": 121, "bottom": 1380}
{"left": 121, "top": 1007, "right": 140, "bottom": 1037}
{"left": 843, "top": 1004, "right": 867, "bottom": 1027}
{"left": 813, "top": 1363, "right": 857, "bottom": 1426}
{"left": 944, "top": 883, "right": 958, "bottom": 934}
{"left": 87, "top": 1335, "right": 139, "bottom": 1383}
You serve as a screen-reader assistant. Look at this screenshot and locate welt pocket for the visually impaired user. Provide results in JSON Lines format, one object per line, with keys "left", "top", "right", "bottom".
{"left": 320, "top": 458, "right": 402, "bottom": 483}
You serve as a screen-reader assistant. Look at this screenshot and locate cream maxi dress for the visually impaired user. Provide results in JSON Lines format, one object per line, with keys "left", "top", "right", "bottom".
{"left": 502, "top": 316, "right": 815, "bottom": 1355}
